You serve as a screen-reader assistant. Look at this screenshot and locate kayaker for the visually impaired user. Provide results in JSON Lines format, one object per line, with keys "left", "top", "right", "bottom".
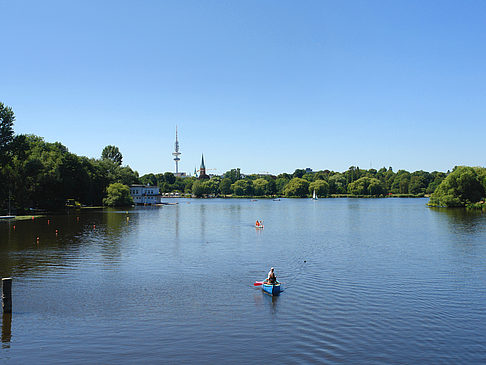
{"left": 265, "top": 267, "right": 277, "bottom": 284}
{"left": 256, "top": 220, "right": 260, "bottom": 227}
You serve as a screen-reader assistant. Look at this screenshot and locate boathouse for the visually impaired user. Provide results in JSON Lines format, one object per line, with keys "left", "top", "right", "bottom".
{"left": 129, "top": 185, "right": 162, "bottom": 205}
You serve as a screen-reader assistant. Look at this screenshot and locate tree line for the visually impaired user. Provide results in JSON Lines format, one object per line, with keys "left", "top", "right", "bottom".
{"left": 2, "top": 102, "right": 484, "bottom": 210}
{"left": 0, "top": 102, "right": 139, "bottom": 212}
{"left": 142, "top": 166, "right": 446, "bottom": 199}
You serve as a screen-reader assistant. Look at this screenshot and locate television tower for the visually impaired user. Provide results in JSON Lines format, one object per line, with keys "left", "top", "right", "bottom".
{"left": 172, "top": 126, "right": 181, "bottom": 174}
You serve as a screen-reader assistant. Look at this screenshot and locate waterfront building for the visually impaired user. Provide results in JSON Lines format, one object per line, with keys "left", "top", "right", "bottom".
{"left": 198, "top": 154, "right": 210, "bottom": 180}
{"left": 130, "top": 185, "right": 162, "bottom": 205}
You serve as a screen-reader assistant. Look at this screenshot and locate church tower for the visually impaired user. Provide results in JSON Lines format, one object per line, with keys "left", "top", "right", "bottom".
{"left": 198, "top": 154, "right": 209, "bottom": 179}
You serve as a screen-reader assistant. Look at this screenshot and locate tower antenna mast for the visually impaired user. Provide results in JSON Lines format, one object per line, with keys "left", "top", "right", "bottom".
{"left": 172, "top": 126, "right": 181, "bottom": 174}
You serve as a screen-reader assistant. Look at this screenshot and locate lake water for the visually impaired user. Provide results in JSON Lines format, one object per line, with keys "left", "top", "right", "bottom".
{"left": 1, "top": 198, "right": 486, "bottom": 364}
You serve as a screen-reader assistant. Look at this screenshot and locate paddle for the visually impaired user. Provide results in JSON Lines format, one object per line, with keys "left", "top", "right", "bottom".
{"left": 253, "top": 281, "right": 264, "bottom": 286}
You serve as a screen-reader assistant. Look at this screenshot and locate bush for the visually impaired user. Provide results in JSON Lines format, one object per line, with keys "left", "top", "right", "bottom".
{"left": 103, "top": 183, "right": 133, "bottom": 207}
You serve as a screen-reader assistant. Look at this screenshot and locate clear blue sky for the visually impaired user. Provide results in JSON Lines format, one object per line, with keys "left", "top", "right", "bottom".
{"left": 1, "top": 0, "right": 485, "bottom": 176}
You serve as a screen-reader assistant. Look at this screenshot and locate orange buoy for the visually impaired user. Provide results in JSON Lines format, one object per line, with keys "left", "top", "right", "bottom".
{"left": 13, "top": 225, "right": 15, "bottom": 230}
{"left": 32, "top": 216, "right": 35, "bottom": 220}
{"left": 48, "top": 219, "right": 50, "bottom": 224}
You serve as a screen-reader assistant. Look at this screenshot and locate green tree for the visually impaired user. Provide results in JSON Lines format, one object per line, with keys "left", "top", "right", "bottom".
{"left": 164, "top": 172, "right": 176, "bottom": 185}
{"left": 223, "top": 168, "right": 241, "bottom": 183}
{"left": 426, "top": 172, "right": 446, "bottom": 194}
{"left": 206, "top": 178, "right": 220, "bottom": 195}
{"left": 309, "top": 180, "right": 329, "bottom": 197}
{"left": 220, "top": 178, "right": 232, "bottom": 195}
{"left": 171, "top": 177, "right": 186, "bottom": 193}
{"left": 103, "top": 183, "right": 133, "bottom": 207}
{"left": 348, "top": 177, "right": 386, "bottom": 196}
{"left": 0, "top": 102, "right": 15, "bottom": 164}
{"left": 140, "top": 173, "right": 157, "bottom": 186}
{"left": 390, "top": 170, "right": 411, "bottom": 194}
{"left": 292, "top": 169, "right": 305, "bottom": 178}
{"left": 283, "top": 178, "right": 310, "bottom": 197}
{"left": 302, "top": 172, "right": 315, "bottom": 182}
{"left": 253, "top": 178, "right": 269, "bottom": 196}
{"left": 191, "top": 180, "right": 207, "bottom": 197}
{"left": 265, "top": 178, "right": 277, "bottom": 195}
{"left": 275, "top": 177, "right": 290, "bottom": 194}
{"left": 231, "top": 179, "right": 253, "bottom": 196}
{"left": 328, "top": 173, "right": 346, "bottom": 194}
{"left": 429, "top": 166, "right": 485, "bottom": 207}
{"left": 101, "top": 145, "right": 123, "bottom": 166}
{"left": 409, "top": 173, "right": 428, "bottom": 195}
{"left": 315, "top": 171, "right": 329, "bottom": 181}
{"left": 183, "top": 177, "right": 196, "bottom": 193}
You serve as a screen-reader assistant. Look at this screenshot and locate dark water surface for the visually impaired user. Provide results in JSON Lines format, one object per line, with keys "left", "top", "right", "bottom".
{"left": 1, "top": 198, "right": 485, "bottom": 364}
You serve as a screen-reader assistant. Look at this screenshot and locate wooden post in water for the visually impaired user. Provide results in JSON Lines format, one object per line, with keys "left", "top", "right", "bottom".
{"left": 2, "top": 313, "right": 11, "bottom": 344}
{"left": 2, "top": 278, "right": 12, "bottom": 314}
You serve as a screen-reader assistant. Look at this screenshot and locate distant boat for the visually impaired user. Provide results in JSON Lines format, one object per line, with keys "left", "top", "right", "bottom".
{"left": 312, "top": 189, "right": 318, "bottom": 200}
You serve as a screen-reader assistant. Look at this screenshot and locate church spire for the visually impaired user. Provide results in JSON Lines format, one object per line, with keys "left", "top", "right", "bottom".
{"left": 200, "top": 154, "right": 205, "bottom": 170}
{"left": 198, "top": 154, "right": 209, "bottom": 179}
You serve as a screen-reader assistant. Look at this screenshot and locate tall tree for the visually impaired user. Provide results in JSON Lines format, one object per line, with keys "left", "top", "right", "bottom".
{"left": 101, "top": 145, "right": 123, "bottom": 166}
{"left": 219, "top": 178, "right": 232, "bottom": 195}
{"left": 283, "top": 178, "right": 310, "bottom": 197}
{"left": 0, "top": 102, "right": 15, "bottom": 164}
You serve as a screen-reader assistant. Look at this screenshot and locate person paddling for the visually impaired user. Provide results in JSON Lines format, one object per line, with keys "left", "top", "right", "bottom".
{"left": 265, "top": 267, "right": 277, "bottom": 284}
{"left": 256, "top": 220, "right": 260, "bottom": 227}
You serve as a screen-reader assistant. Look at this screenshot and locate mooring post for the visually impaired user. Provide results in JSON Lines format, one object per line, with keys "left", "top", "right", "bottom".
{"left": 2, "top": 313, "right": 11, "bottom": 344}
{"left": 2, "top": 278, "right": 12, "bottom": 314}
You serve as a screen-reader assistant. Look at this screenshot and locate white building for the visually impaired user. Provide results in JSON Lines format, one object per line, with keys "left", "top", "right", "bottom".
{"left": 130, "top": 185, "right": 162, "bottom": 205}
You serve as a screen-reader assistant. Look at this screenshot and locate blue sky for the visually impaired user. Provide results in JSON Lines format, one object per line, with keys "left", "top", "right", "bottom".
{"left": 1, "top": 1, "right": 485, "bottom": 176}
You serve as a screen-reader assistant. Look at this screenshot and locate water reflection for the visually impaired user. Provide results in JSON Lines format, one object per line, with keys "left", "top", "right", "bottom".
{"left": 175, "top": 204, "right": 180, "bottom": 240}
{"left": 199, "top": 204, "right": 206, "bottom": 241}
{"left": 430, "top": 207, "right": 486, "bottom": 235}
{"left": 2, "top": 313, "right": 11, "bottom": 347}
{"left": 2, "top": 200, "right": 486, "bottom": 364}
{"left": 0, "top": 209, "right": 140, "bottom": 278}
{"left": 264, "top": 292, "right": 279, "bottom": 314}
{"left": 100, "top": 209, "right": 139, "bottom": 262}
{"left": 253, "top": 291, "right": 280, "bottom": 315}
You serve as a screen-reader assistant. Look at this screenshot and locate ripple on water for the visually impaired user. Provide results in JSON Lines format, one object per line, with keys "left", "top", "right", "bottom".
{"left": 2, "top": 199, "right": 486, "bottom": 363}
